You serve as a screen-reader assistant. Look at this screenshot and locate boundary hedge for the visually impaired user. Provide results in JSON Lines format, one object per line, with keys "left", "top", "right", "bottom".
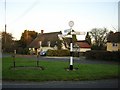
{"left": 85, "top": 50, "right": 120, "bottom": 61}
{"left": 46, "top": 50, "right": 84, "bottom": 57}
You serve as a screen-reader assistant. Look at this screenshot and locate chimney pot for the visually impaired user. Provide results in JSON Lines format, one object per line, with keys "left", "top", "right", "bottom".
{"left": 41, "top": 30, "right": 44, "bottom": 34}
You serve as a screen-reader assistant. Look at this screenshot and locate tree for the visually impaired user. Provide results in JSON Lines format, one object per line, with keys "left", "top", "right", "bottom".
{"left": 89, "top": 28, "right": 108, "bottom": 50}
{"left": 85, "top": 32, "right": 91, "bottom": 45}
{"left": 18, "top": 30, "right": 38, "bottom": 54}
{"left": 19, "top": 30, "right": 38, "bottom": 48}
{"left": 2, "top": 32, "right": 15, "bottom": 52}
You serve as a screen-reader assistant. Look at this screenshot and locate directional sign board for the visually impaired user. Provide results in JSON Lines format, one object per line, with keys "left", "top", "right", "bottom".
{"left": 58, "top": 31, "right": 85, "bottom": 39}
{"left": 63, "top": 29, "right": 71, "bottom": 35}
{"left": 58, "top": 34, "right": 72, "bottom": 38}
{"left": 74, "top": 31, "right": 86, "bottom": 35}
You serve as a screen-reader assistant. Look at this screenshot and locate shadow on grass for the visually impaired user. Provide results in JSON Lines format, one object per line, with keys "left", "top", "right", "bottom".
{"left": 10, "top": 66, "right": 45, "bottom": 70}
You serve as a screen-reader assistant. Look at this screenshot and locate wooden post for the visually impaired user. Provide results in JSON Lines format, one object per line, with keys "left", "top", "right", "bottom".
{"left": 37, "top": 55, "right": 39, "bottom": 67}
{"left": 12, "top": 50, "right": 16, "bottom": 68}
{"left": 13, "top": 55, "right": 15, "bottom": 68}
{"left": 36, "top": 49, "right": 39, "bottom": 67}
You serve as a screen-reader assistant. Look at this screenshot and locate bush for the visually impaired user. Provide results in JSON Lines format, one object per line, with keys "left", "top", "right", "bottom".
{"left": 46, "top": 50, "right": 86, "bottom": 57}
{"left": 47, "top": 49, "right": 70, "bottom": 56}
{"left": 16, "top": 47, "right": 29, "bottom": 55}
{"left": 85, "top": 50, "right": 120, "bottom": 61}
{"left": 16, "top": 47, "right": 24, "bottom": 54}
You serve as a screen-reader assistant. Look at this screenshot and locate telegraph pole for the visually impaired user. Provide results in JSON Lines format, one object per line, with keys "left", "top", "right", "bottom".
{"left": 5, "top": 0, "right": 6, "bottom": 44}
{"left": 4, "top": 0, "right": 7, "bottom": 52}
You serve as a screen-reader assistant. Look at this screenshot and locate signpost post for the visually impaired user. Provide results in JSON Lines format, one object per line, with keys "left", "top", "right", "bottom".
{"left": 69, "top": 21, "right": 74, "bottom": 70}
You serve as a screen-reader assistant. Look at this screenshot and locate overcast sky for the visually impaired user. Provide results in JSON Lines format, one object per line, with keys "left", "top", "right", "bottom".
{"left": 0, "top": 0, "right": 119, "bottom": 40}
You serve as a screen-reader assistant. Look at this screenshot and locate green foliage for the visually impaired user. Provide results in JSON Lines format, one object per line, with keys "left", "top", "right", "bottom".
{"left": 16, "top": 30, "right": 38, "bottom": 54}
{"left": 47, "top": 49, "right": 70, "bottom": 56}
{"left": 47, "top": 50, "right": 81, "bottom": 57}
{"left": 85, "top": 32, "right": 91, "bottom": 45}
{"left": 85, "top": 50, "right": 120, "bottom": 61}
{"left": 91, "top": 44, "right": 105, "bottom": 50}
{"left": 72, "top": 34, "right": 77, "bottom": 43}
{"left": 56, "top": 40, "right": 62, "bottom": 49}
{"left": 15, "top": 47, "right": 29, "bottom": 55}
{"left": 20, "top": 30, "right": 38, "bottom": 48}
{"left": 2, "top": 32, "right": 15, "bottom": 53}
{"left": 16, "top": 47, "right": 24, "bottom": 54}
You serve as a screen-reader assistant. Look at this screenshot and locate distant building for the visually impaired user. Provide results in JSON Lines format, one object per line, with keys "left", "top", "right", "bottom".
{"left": 28, "top": 30, "right": 66, "bottom": 54}
{"left": 107, "top": 32, "right": 120, "bottom": 51}
{"left": 73, "top": 40, "right": 91, "bottom": 52}
{"left": 28, "top": 30, "right": 91, "bottom": 54}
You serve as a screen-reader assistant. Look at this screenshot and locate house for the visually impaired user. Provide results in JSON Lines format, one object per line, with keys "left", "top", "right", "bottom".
{"left": 107, "top": 32, "right": 120, "bottom": 51}
{"left": 28, "top": 30, "right": 64, "bottom": 54}
{"left": 73, "top": 40, "right": 91, "bottom": 52}
{"left": 28, "top": 30, "right": 91, "bottom": 54}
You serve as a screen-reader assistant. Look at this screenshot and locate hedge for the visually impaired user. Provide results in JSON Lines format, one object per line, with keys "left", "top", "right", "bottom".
{"left": 47, "top": 49, "right": 70, "bottom": 56}
{"left": 85, "top": 50, "right": 120, "bottom": 61}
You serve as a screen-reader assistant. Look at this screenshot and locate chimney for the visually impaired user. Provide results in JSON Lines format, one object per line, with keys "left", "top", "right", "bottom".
{"left": 41, "top": 30, "right": 44, "bottom": 34}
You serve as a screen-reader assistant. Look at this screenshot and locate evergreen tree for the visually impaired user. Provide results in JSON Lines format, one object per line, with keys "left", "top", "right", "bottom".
{"left": 85, "top": 32, "right": 91, "bottom": 45}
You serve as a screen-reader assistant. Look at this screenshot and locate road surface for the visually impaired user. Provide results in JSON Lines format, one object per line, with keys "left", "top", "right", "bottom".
{"left": 2, "top": 79, "right": 118, "bottom": 88}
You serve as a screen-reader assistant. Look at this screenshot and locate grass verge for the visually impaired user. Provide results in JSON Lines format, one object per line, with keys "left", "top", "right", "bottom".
{"left": 2, "top": 57, "right": 119, "bottom": 81}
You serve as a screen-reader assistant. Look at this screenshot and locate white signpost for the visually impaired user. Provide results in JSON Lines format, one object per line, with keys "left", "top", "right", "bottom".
{"left": 68, "top": 21, "right": 74, "bottom": 70}
{"left": 58, "top": 21, "right": 85, "bottom": 70}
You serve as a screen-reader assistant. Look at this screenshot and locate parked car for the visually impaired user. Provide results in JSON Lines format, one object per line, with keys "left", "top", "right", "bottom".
{"left": 40, "top": 51, "right": 47, "bottom": 56}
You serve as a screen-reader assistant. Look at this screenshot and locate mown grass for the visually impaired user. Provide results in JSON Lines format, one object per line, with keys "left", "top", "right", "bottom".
{"left": 2, "top": 57, "right": 119, "bottom": 81}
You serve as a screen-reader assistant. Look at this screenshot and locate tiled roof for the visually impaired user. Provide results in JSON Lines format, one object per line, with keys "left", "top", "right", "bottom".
{"left": 76, "top": 40, "right": 91, "bottom": 48}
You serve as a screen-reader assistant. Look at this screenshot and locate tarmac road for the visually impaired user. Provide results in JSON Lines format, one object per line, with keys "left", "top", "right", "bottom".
{"left": 2, "top": 54, "right": 119, "bottom": 65}
{"left": 2, "top": 79, "right": 119, "bottom": 88}
{"left": 39, "top": 56, "right": 119, "bottom": 65}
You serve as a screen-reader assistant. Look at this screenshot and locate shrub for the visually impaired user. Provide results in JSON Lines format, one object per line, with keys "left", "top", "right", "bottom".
{"left": 47, "top": 49, "right": 70, "bottom": 56}
{"left": 16, "top": 47, "right": 29, "bottom": 55}
{"left": 85, "top": 50, "right": 120, "bottom": 61}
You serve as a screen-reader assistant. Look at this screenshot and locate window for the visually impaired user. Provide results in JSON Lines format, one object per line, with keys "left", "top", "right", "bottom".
{"left": 113, "top": 43, "right": 117, "bottom": 47}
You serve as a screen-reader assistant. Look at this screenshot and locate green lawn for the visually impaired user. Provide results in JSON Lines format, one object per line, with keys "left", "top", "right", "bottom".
{"left": 2, "top": 57, "right": 119, "bottom": 81}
